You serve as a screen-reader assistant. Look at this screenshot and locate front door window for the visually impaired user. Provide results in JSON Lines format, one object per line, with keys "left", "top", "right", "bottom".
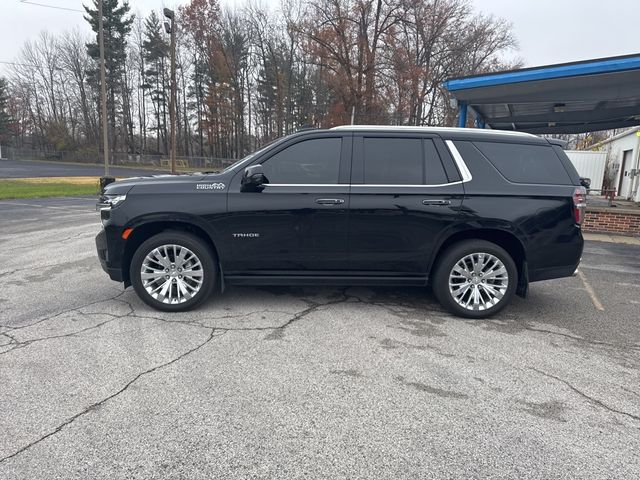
{"left": 262, "top": 138, "right": 342, "bottom": 184}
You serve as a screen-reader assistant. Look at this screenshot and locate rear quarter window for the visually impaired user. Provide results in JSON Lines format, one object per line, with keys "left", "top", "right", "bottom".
{"left": 473, "top": 141, "right": 572, "bottom": 185}
{"left": 552, "top": 145, "right": 581, "bottom": 185}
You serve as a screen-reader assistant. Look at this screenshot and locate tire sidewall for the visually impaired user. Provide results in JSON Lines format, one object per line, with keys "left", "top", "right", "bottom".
{"left": 433, "top": 240, "right": 517, "bottom": 319}
{"left": 130, "top": 231, "right": 217, "bottom": 312}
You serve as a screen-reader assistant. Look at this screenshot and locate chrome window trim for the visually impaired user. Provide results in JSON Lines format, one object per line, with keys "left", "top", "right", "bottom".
{"left": 264, "top": 184, "right": 343, "bottom": 187}
{"left": 351, "top": 182, "right": 463, "bottom": 188}
{"left": 263, "top": 182, "right": 463, "bottom": 188}
{"left": 259, "top": 139, "right": 472, "bottom": 188}
{"left": 445, "top": 140, "right": 473, "bottom": 183}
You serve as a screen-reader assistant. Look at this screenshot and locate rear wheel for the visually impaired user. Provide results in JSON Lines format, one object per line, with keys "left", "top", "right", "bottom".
{"left": 130, "top": 231, "right": 217, "bottom": 312}
{"left": 432, "top": 240, "right": 517, "bottom": 318}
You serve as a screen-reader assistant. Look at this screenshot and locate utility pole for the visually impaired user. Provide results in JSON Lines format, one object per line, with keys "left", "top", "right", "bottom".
{"left": 164, "top": 8, "right": 177, "bottom": 175}
{"left": 98, "top": 0, "right": 109, "bottom": 176}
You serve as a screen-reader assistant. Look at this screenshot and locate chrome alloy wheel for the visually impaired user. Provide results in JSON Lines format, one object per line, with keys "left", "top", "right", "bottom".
{"left": 448, "top": 252, "right": 509, "bottom": 311}
{"left": 140, "top": 244, "right": 204, "bottom": 304}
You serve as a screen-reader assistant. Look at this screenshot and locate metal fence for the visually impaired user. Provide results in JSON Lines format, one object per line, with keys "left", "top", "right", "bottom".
{"left": 0, "top": 146, "right": 236, "bottom": 171}
{"left": 565, "top": 150, "right": 607, "bottom": 191}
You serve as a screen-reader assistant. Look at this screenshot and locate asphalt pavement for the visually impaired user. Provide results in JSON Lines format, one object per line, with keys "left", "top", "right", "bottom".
{"left": 0, "top": 158, "right": 164, "bottom": 178}
{"left": 0, "top": 197, "right": 639, "bottom": 479}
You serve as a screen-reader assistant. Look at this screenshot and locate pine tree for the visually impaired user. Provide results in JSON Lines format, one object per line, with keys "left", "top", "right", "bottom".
{"left": 141, "top": 11, "right": 169, "bottom": 154}
{"left": 84, "top": 0, "right": 134, "bottom": 154}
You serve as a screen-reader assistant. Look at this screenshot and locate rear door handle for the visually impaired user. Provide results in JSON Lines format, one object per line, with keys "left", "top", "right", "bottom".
{"left": 315, "top": 198, "right": 345, "bottom": 205}
{"left": 422, "top": 199, "right": 451, "bottom": 206}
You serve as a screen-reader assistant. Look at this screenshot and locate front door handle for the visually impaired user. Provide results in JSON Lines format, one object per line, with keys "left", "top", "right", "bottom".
{"left": 315, "top": 198, "right": 345, "bottom": 205}
{"left": 422, "top": 199, "right": 451, "bottom": 206}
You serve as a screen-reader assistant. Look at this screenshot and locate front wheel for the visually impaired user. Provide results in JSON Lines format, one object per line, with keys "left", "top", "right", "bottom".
{"left": 432, "top": 240, "right": 517, "bottom": 319}
{"left": 130, "top": 231, "right": 217, "bottom": 312}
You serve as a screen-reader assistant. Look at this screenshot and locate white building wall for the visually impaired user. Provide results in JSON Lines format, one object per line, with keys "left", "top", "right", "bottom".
{"left": 565, "top": 151, "right": 607, "bottom": 191}
{"left": 600, "top": 130, "right": 640, "bottom": 201}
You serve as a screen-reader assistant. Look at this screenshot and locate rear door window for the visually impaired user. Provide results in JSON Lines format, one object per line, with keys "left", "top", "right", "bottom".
{"left": 424, "top": 139, "right": 449, "bottom": 185}
{"left": 474, "top": 141, "right": 572, "bottom": 185}
{"left": 363, "top": 138, "right": 422, "bottom": 185}
{"left": 362, "top": 137, "right": 448, "bottom": 185}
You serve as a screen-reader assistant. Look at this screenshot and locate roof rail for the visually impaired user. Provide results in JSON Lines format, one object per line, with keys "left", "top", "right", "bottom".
{"left": 330, "top": 125, "right": 537, "bottom": 138}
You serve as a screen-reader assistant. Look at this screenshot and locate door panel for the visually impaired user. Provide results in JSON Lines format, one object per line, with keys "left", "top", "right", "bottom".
{"left": 619, "top": 150, "right": 632, "bottom": 198}
{"left": 223, "top": 134, "right": 351, "bottom": 274}
{"left": 226, "top": 185, "right": 349, "bottom": 272}
{"left": 348, "top": 135, "right": 463, "bottom": 274}
{"left": 348, "top": 186, "right": 463, "bottom": 274}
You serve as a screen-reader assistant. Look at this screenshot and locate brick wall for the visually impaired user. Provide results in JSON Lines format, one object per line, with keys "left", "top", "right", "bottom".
{"left": 583, "top": 208, "right": 640, "bottom": 236}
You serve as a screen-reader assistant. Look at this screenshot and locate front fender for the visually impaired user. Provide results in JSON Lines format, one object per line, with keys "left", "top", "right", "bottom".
{"left": 125, "top": 212, "right": 223, "bottom": 250}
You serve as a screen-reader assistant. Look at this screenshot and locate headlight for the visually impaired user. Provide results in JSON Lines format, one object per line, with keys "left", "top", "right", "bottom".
{"left": 97, "top": 193, "right": 127, "bottom": 211}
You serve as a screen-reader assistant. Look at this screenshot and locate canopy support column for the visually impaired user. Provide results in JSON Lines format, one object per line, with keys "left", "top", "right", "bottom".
{"left": 458, "top": 102, "right": 468, "bottom": 128}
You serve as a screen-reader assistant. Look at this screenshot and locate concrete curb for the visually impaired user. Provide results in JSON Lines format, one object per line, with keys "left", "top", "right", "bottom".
{"left": 587, "top": 206, "right": 640, "bottom": 215}
{"left": 583, "top": 232, "right": 640, "bottom": 245}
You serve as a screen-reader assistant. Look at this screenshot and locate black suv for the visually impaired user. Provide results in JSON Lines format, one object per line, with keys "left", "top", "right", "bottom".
{"left": 95, "top": 126, "right": 585, "bottom": 318}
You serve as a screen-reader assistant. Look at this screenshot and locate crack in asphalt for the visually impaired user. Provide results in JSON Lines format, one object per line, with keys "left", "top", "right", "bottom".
{"left": 0, "top": 285, "right": 364, "bottom": 466}
{"left": 530, "top": 367, "right": 640, "bottom": 423}
{"left": 0, "top": 331, "right": 19, "bottom": 347}
{"left": 0, "top": 288, "right": 358, "bottom": 357}
{"left": 522, "top": 326, "right": 640, "bottom": 352}
{"left": 0, "top": 301, "right": 135, "bottom": 356}
{"left": 122, "top": 288, "right": 442, "bottom": 342}
{"left": 3, "top": 274, "right": 640, "bottom": 468}
{"left": 129, "top": 309, "right": 295, "bottom": 331}
{"left": 0, "top": 319, "right": 117, "bottom": 355}
{"left": 262, "top": 291, "right": 356, "bottom": 340}
{"left": 0, "top": 270, "right": 15, "bottom": 279}
{"left": 0, "top": 285, "right": 411, "bottom": 349}
{"left": 344, "top": 290, "right": 451, "bottom": 321}
{"left": 123, "top": 288, "right": 363, "bottom": 339}
{"left": 0, "top": 284, "right": 434, "bottom": 342}
{"left": 0, "top": 255, "right": 96, "bottom": 279}
{"left": 0, "top": 328, "right": 224, "bottom": 465}
{"left": 0, "top": 290, "right": 126, "bottom": 332}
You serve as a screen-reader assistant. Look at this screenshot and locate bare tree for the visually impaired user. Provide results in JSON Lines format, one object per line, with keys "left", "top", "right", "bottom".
{"left": 60, "top": 29, "right": 98, "bottom": 143}
{"left": 5, "top": 0, "right": 519, "bottom": 160}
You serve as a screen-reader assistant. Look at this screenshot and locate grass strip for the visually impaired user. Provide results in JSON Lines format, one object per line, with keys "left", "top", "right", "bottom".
{"left": 0, "top": 178, "right": 101, "bottom": 200}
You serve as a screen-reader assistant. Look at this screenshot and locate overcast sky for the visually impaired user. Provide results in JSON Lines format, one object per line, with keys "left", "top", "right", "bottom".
{"left": 1, "top": 0, "right": 637, "bottom": 75}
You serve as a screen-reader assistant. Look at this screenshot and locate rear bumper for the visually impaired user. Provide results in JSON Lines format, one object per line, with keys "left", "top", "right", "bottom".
{"left": 529, "top": 264, "right": 579, "bottom": 282}
{"left": 95, "top": 229, "right": 123, "bottom": 282}
{"left": 529, "top": 229, "right": 584, "bottom": 282}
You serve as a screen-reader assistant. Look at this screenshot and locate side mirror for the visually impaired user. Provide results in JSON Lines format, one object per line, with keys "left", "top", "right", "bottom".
{"left": 241, "top": 164, "right": 267, "bottom": 192}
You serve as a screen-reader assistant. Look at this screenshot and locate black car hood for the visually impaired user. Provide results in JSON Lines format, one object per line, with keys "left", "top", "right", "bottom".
{"left": 103, "top": 172, "right": 229, "bottom": 195}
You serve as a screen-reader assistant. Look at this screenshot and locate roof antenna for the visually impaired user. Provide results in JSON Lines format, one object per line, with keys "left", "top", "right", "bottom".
{"left": 351, "top": 106, "right": 355, "bottom": 125}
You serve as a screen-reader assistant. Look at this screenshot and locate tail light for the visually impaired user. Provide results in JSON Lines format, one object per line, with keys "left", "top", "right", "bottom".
{"left": 573, "top": 187, "right": 587, "bottom": 225}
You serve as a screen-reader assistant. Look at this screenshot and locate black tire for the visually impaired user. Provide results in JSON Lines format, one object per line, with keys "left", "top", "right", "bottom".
{"left": 130, "top": 231, "right": 217, "bottom": 312}
{"left": 432, "top": 240, "right": 517, "bottom": 319}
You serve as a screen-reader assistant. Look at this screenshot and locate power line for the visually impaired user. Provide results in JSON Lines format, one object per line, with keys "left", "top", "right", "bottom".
{"left": 19, "top": 0, "right": 84, "bottom": 13}
{"left": 0, "top": 60, "right": 39, "bottom": 68}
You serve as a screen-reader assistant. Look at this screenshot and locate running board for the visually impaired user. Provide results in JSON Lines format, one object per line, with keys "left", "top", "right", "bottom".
{"left": 224, "top": 275, "right": 427, "bottom": 287}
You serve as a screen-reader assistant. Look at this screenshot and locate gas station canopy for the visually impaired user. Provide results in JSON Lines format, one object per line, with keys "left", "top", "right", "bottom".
{"left": 443, "top": 53, "right": 640, "bottom": 134}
